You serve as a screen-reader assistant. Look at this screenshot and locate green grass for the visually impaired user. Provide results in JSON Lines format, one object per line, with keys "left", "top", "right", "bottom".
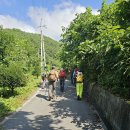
{"left": 0, "top": 125, "right": 4, "bottom": 130}
{"left": 0, "top": 75, "right": 40, "bottom": 119}
{"left": 127, "top": 100, "right": 130, "bottom": 104}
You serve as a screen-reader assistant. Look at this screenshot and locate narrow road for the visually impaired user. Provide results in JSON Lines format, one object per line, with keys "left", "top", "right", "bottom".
{"left": 2, "top": 81, "right": 105, "bottom": 130}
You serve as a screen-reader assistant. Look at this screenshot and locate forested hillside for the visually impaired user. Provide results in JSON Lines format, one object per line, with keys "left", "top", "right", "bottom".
{"left": 61, "top": 0, "right": 130, "bottom": 99}
{"left": 0, "top": 27, "right": 61, "bottom": 96}
{"left": 0, "top": 26, "right": 61, "bottom": 117}
{"left": 4, "top": 28, "right": 61, "bottom": 68}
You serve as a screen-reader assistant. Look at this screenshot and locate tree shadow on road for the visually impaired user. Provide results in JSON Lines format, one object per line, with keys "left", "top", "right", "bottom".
{"left": 3, "top": 111, "right": 71, "bottom": 130}
{"left": 48, "top": 80, "right": 103, "bottom": 130}
{"left": 2, "top": 80, "right": 103, "bottom": 130}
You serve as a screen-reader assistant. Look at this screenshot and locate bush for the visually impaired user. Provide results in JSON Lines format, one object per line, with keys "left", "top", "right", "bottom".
{"left": 0, "top": 63, "right": 27, "bottom": 95}
{"left": 32, "top": 65, "right": 41, "bottom": 78}
{"left": 0, "top": 65, "right": 7, "bottom": 87}
{"left": 60, "top": 1, "right": 130, "bottom": 99}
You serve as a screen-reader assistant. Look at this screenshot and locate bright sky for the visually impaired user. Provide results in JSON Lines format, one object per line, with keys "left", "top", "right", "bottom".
{"left": 0, "top": 0, "right": 114, "bottom": 40}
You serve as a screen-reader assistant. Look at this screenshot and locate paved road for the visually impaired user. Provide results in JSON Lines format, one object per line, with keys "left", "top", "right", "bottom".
{"left": 2, "top": 81, "right": 105, "bottom": 130}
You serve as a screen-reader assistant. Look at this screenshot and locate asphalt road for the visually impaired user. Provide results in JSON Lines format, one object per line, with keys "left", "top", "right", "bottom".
{"left": 2, "top": 80, "right": 106, "bottom": 130}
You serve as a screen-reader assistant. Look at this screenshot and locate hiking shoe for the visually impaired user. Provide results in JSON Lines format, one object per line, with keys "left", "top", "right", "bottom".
{"left": 77, "top": 96, "right": 80, "bottom": 100}
{"left": 79, "top": 98, "right": 82, "bottom": 101}
{"left": 48, "top": 97, "right": 51, "bottom": 101}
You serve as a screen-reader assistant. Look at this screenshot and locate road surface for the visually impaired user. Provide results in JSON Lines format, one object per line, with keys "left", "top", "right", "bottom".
{"left": 2, "top": 80, "right": 106, "bottom": 130}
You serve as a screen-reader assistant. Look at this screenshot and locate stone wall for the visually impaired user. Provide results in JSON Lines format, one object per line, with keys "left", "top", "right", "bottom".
{"left": 87, "top": 84, "right": 130, "bottom": 130}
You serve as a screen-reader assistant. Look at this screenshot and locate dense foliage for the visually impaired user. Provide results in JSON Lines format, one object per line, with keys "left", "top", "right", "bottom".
{"left": 61, "top": 0, "right": 130, "bottom": 99}
{"left": 0, "top": 27, "right": 61, "bottom": 95}
{"left": 0, "top": 75, "right": 40, "bottom": 118}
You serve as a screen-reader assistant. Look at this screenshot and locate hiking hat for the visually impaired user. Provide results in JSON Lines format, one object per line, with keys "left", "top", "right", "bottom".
{"left": 52, "top": 66, "right": 56, "bottom": 69}
{"left": 61, "top": 68, "right": 64, "bottom": 71}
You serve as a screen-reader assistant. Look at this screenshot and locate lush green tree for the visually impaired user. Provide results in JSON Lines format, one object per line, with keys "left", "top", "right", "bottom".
{"left": 61, "top": 0, "right": 130, "bottom": 99}
{"left": 0, "top": 28, "right": 61, "bottom": 96}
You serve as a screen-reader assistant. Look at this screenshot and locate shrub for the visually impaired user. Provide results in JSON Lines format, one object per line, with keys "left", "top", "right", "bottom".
{"left": 0, "top": 63, "right": 27, "bottom": 96}
{"left": 32, "top": 65, "right": 41, "bottom": 78}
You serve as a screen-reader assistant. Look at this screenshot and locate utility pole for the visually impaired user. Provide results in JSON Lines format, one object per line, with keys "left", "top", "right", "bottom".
{"left": 40, "top": 21, "right": 43, "bottom": 73}
{"left": 42, "top": 32, "right": 46, "bottom": 68}
{"left": 38, "top": 18, "right": 47, "bottom": 73}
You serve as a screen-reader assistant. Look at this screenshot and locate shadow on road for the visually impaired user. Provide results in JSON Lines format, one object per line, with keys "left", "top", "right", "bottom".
{"left": 2, "top": 80, "right": 103, "bottom": 130}
{"left": 36, "top": 93, "right": 48, "bottom": 101}
{"left": 3, "top": 111, "right": 71, "bottom": 130}
{"left": 48, "top": 80, "right": 103, "bottom": 130}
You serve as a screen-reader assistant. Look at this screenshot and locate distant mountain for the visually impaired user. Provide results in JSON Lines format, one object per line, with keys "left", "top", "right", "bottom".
{"left": 4, "top": 28, "right": 62, "bottom": 69}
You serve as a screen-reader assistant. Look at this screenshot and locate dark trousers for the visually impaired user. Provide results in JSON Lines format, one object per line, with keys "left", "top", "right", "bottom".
{"left": 60, "top": 78, "right": 65, "bottom": 92}
{"left": 71, "top": 76, "right": 73, "bottom": 85}
{"left": 73, "top": 77, "right": 76, "bottom": 87}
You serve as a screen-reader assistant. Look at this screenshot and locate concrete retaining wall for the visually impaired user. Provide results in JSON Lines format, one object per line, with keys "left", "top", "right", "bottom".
{"left": 87, "top": 83, "right": 130, "bottom": 130}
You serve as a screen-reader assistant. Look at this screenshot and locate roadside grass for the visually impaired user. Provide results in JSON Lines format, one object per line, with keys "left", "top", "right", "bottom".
{"left": 0, "top": 75, "right": 40, "bottom": 120}
{"left": 127, "top": 100, "right": 130, "bottom": 104}
{"left": 0, "top": 125, "right": 4, "bottom": 130}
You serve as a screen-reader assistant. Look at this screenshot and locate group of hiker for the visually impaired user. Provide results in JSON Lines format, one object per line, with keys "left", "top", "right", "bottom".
{"left": 41, "top": 66, "right": 84, "bottom": 101}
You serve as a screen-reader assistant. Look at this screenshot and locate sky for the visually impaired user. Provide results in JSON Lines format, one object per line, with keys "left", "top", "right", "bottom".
{"left": 0, "top": 0, "right": 114, "bottom": 41}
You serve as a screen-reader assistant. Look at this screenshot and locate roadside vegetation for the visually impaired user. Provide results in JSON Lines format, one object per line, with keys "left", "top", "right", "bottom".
{"left": 0, "top": 27, "right": 61, "bottom": 119}
{"left": 61, "top": 0, "right": 130, "bottom": 99}
{"left": 0, "top": 75, "right": 40, "bottom": 119}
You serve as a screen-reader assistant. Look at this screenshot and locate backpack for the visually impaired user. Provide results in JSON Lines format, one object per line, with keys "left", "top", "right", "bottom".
{"left": 76, "top": 72, "right": 83, "bottom": 83}
{"left": 59, "top": 70, "right": 65, "bottom": 78}
{"left": 48, "top": 70, "right": 57, "bottom": 81}
{"left": 41, "top": 73, "right": 46, "bottom": 80}
{"left": 73, "top": 69, "right": 78, "bottom": 78}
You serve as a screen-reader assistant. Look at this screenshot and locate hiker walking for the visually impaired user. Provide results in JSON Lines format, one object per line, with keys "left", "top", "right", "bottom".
{"left": 47, "top": 66, "right": 58, "bottom": 101}
{"left": 76, "top": 69, "right": 84, "bottom": 100}
{"left": 73, "top": 67, "right": 79, "bottom": 87}
{"left": 59, "top": 68, "right": 66, "bottom": 92}
{"left": 70, "top": 68, "right": 74, "bottom": 85}
{"left": 41, "top": 73, "right": 48, "bottom": 89}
